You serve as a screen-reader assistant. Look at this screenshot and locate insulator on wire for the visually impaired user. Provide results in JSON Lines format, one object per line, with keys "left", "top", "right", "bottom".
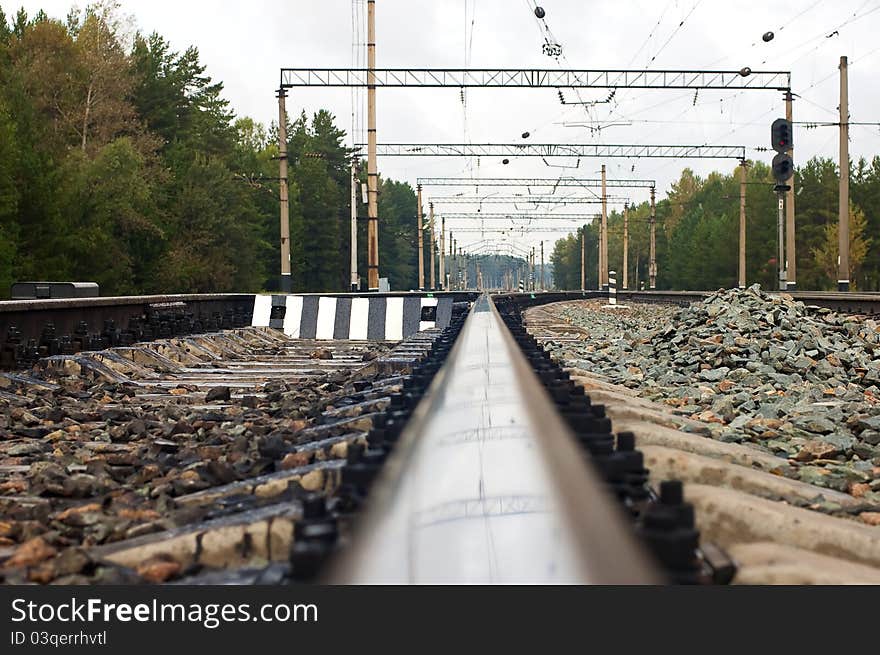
{"left": 739, "top": 66, "right": 752, "bottom": 77}
{"left": 502, "top": 158, "right": 510, "bottom": 165}
{"left": 762, "top": 31, "right": 774, "bottom": 42}
{"left": 521, "top": 131, "right": 530, "bottom": 139}
{"left": 534, "top": 6, "right": 545, "bottom": 19}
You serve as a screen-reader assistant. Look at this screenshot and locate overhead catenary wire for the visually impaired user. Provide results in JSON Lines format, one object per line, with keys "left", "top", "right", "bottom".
{"left": 642, "top": 0, "right": 705, "bottom": 69}
{"left": 599, "top": 0, "right": 878, "bottom": 178}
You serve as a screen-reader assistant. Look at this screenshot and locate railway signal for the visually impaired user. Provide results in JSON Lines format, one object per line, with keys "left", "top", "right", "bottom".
{"left": 772, "top": 152, "right": 794, "bottom": 185}
{"left": 771, "top": 118, "right": 793, "bottom": 153}
{"left": 771, "top": 113, "right": 797, "bottom": 289}
{"left": 770, "top": 119, "right": 794, "bottom": 291}
{"left": 771, "top": 144, "right": 793, "bottom": 292}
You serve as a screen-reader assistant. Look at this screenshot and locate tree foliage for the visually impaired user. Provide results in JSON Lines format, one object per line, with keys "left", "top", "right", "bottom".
{"left": 4, "top": 5, "right": 878, "bottom": 296}
{"left": 550, "top": 158, "right": 880, "bottom": 291}
{"left": 0, "top": 4, "right": 421, "bottom": 297}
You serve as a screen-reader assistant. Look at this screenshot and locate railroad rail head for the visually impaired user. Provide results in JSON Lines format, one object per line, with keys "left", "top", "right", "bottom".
{"left": 327, "top": 293, "right": 662, "bottom": 583}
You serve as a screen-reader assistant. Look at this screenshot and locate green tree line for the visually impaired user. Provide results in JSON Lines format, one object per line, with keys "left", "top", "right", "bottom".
{"left": 0, "top": 3, "right": 425, "bottom": 297}
{"left": 551, "top": 157, "right": 879, "bottom": 291}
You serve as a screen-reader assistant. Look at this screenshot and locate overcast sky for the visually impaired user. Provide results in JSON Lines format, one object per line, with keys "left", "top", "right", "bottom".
{"left": 5, "top": 0, "right": 880, "bottom": 256}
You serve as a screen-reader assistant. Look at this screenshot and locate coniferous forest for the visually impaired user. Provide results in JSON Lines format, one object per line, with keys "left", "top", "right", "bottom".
{"left": 0, "top": 4, "right": 421, "bottom": 297}
{"left": 1, "top": 5, "right": 878, "bottom": 296}
{"left": 551, "top": 159, "right": 880, "bottom": 292}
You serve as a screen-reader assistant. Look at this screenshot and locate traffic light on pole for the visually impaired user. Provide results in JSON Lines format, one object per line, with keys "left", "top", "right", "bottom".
{"left": 770, "top": 118, "right": 792, "bottom": 153}
{"left": 772, "top": 152, "right": 793, "bottom": 185}
{"left": 770, "top": 118, "right": 793, "bottom": 186}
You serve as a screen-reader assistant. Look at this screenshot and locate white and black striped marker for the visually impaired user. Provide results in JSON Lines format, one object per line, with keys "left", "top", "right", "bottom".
{"left": 251, "top": 295, "right": 452, "bottom": 340}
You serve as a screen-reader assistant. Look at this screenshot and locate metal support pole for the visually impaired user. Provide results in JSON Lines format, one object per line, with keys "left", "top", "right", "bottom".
{"left": 622, "top": 203, "right": 629, "bottom": 290}
{"left": 649, "top": 186, "right": 657, "bottom": 289}
{"left": 452, "top": 237, "right": 457, "bottom": 289}
{"left": 366, "top": 0, "right": 379, "bottom": 290}
{"left": 580, "top": 228, "right": 586, "bottom": 291}
{"left": 600, "top": 164, "right": 608, "bottom": 290}
{"left": 838, "top": 55, "right": 850, "bottom": 292}
{"left": 440, "top": 216, "right": 446, "bottom": 291}
{"left": 739, "top": 160, "right": 747, "bottom": 289}
{"left": 531, "top": 247, "right": 535, "bottom": 291}
{"left": 540, "top": 240, "right": 544, "bottom": 291}
{"left": 777, "top": 191, "right": 786, "bottom": 291}
{"left": 277, "top": 89, "right": 292, "bottom": 293}
{"left": 449, "top": 239, "right": 454, "bottom": 290}
{"left": 784, "top": 90, "right": 796, "bottom": 290}
{"left": 350, "top": 161, "right": 359, "bottom": 291}
{"left": 429, "top": 202, "right": 436, "bottom": 290}
{"left": 416, "top": 184, "right": 424, "bottom": 290}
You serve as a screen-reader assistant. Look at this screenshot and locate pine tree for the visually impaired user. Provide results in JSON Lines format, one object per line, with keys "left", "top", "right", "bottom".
{"left": 811, "top": 201, "right": 872, "bottom": 289}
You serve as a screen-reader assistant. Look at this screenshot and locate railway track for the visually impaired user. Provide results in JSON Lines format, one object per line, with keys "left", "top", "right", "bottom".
{"left": 1, "top": 288, "right": 879, "bottom": 584}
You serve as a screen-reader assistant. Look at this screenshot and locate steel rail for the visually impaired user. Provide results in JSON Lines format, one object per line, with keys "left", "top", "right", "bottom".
{"left": 326, "top": 293, "right": 660, "bottom": 584}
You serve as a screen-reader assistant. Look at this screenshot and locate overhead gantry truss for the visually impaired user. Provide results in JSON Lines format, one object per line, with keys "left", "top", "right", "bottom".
{"left": 356, "top": 143, "right": 747, "bottom": 159}
{"left": 281, "top": 68, "right": 790, "bottom": 90}
{"left": 451, "top": 226, "right": 587, "bottom": 233}
{"left": 428, "top": 196, "right": 629, "bottom": 205}
{"left": 439, "top": 213, "right": 604, "bottom": 220}
{"left": 418, "top": 177, "right": 657, "bottom": 189}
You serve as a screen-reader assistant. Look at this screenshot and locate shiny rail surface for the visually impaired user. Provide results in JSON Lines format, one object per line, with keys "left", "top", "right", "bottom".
{"left": 327, "top": 294, "right": 660, "bottom": 583}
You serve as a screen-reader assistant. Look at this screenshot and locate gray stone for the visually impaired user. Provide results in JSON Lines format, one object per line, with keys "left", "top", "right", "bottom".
{"left": 860, "top": 429, "right": 880, "bottom": 446}
{"left": 818, "top": 431, "right": 855, "bottom": 452}
{"left": 853, "top": 442, "right": 880, "bottom": 460}
{"left": 855, "top": 415, "right": 880, "bottom": 433}
{"left": 711, "top": 397, "right": 737, "bottom": 422}
{"left": 8, "top": 442, "right": 45, "bottom": 456}
{"left": 205, "top": 386, "right": 232, "bottom": 402}
{"left": 792, "top": 414, "right": 836, "bottom": 435}
{"left": 698, "top": 367, "right": 729, "bottom": 382}
{"left": 755, "top": 403, "right": 781, "bottom": 419}
{"left": 797, "top": 467, "right": 849, "bottom": 492}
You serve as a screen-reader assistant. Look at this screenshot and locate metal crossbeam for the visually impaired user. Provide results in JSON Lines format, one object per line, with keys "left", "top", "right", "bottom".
{"left": 281, "top": 68, "right": 790, "bottom": 90}
{"left": 418, "top": 177, "right": 657, "bottom": 188}
{"left": 429, "top": 196, "right": 629, "bottom": 204}
{"left": 451, "top": 226, "right": 583, "bottom": 232}
{"left": 439, "top": 213, "right": 603, "bottom": 220}
{"left": 356, "top": 143, "right": 746, "bottom": 159}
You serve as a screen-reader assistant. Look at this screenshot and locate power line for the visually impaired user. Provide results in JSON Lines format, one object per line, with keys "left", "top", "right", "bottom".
{"left": 644, "top": 0, "right": 705, "bottom": 68}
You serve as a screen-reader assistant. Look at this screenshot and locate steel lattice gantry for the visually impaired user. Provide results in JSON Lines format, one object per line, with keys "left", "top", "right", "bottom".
{"left": 356, "top": 143, "right": 747, "bottom": 159}
{"left": 449, "top": 226, "right": 587, "bottom": 232}
{"left": 280, "top": 68, "right": 790, "bottom": 90}
{"left": 278, "top": 63, "right": 798, "bottom": 291}
{"left": 418, "top": 177, "right": 657, "bottom": 189}
{"left": 439, "top": 213, "right": 605, "bottom": 220}
{"left": 428, "top": 196, "right": 629, "bottom": 205}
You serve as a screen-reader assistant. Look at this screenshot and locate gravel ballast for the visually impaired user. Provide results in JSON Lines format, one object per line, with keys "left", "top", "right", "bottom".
{"left": 531, "top": 286, "right": 880, "bottom": 506}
